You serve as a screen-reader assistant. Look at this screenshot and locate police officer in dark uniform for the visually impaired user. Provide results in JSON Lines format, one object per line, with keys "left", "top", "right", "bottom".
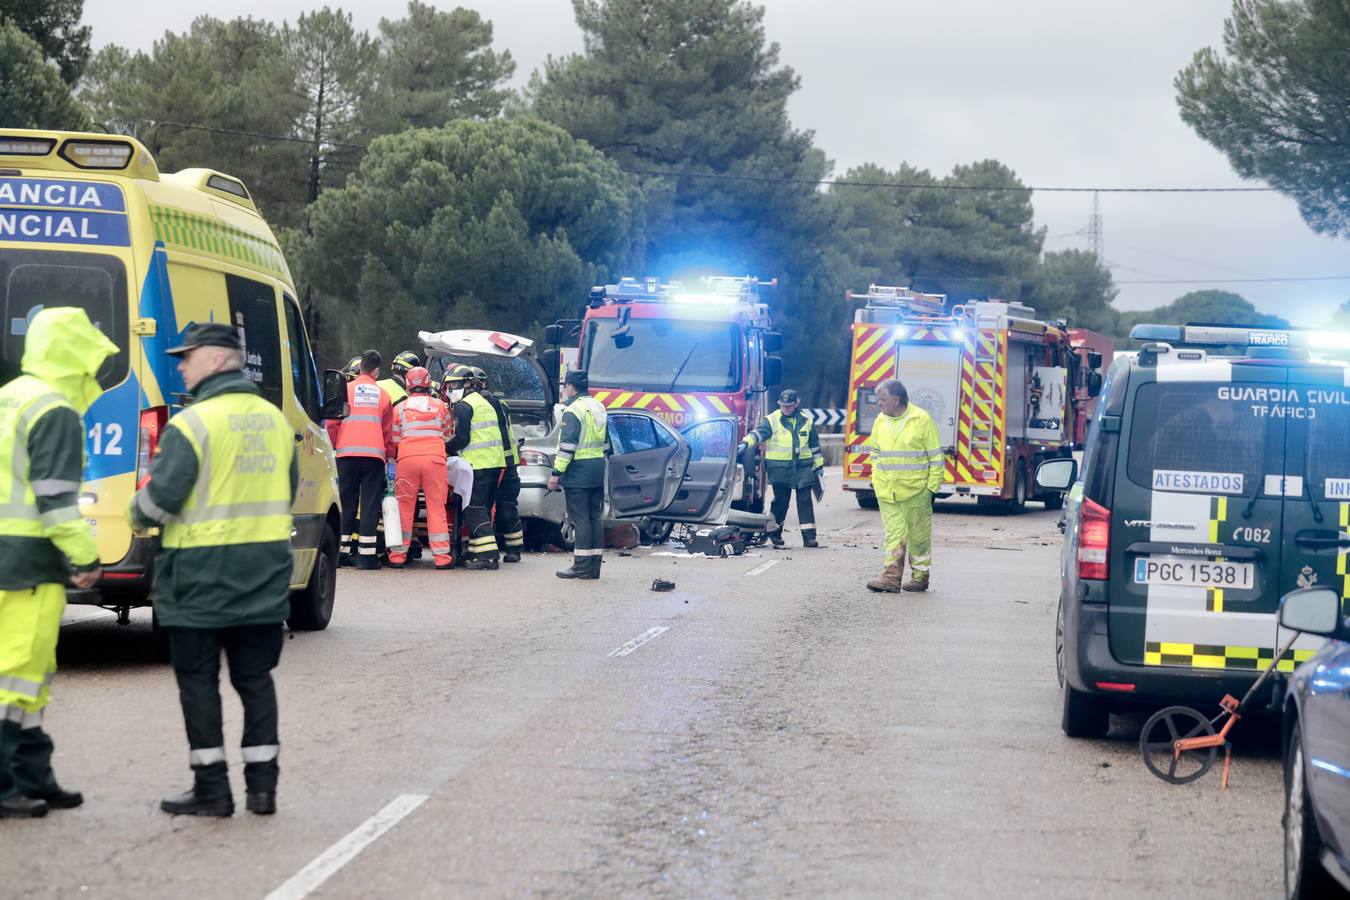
{"left": 549, "top": 371, "right": 611, "bottom": 579}
{"left": 130, "top": 323, "right": 297, "bottom": 817}
{"left": 740, "top": 388, "right": 824, "bottom": 548}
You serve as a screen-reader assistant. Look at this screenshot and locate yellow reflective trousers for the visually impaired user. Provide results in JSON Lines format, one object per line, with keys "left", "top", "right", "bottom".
{"left": 880, "top": 492, "right": 933, "bottom": 577}
{"left": 0, "top": 584, "right": 65, "bottom": 727}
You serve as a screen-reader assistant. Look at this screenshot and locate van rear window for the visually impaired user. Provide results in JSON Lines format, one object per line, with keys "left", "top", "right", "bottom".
{"left": 0, "top": 248, "right": 129, "bottom": 388}
{"left": 1126, "top": 382, "right": 1272, "bottom": 494}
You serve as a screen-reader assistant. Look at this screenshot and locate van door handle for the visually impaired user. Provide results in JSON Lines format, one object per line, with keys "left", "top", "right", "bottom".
{"left": 294, "top": 432, "right": 304, "bottom": 443}
{"left": 625, "top": 465, "right": 639, "bottom": 473}
{"left": 1295, "top": 534, "right": 1350, "bottom": 548}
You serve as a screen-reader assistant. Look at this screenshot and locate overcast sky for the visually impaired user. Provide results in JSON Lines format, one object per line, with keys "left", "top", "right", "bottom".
{"left": 85, "top": 0, "right": 1350, "bottom": 325}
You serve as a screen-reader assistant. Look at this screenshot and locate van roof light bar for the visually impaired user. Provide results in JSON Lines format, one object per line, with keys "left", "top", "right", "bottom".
{"left": 1129, "top": 322, "right": 1350, "bottom": 351}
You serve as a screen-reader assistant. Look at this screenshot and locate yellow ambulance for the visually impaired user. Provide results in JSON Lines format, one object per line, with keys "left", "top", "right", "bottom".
{"left": 0, "top": 129, "right": 346, "bottom": 630}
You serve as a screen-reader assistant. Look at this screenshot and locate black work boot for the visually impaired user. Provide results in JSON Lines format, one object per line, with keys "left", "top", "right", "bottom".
{"left": 802, "top": 531, "right": 819, "bottom": 548}
{"left": 354, "top": 555, "right": 379, "bottom": 571}
{"left": 583, "top": 555, "right": 602, "bottom": 580}
{"left": 160, "top": 788, "right": 234, "bottom": 817}
{"left": 246, "top": 791, "right": 276, "bottom": 815}
{"left": 502, "top": 550, "right": 522, "bottom": 563}
{"left": 556, "top": 556, "right": 588, "bottom": 579}
{"left": 769, "top": 526, "right": 785, "bottom": 548}
{"left": 0, "top": 794, "right": 48, "bottom": 818}
{"left": 26, "top": 786, "right": 82, "bottom": 809}
{"left": 463, "top": 557, "right": 499, "bottom": 571}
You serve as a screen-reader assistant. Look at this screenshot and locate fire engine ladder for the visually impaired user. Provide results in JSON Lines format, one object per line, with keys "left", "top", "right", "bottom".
{"left": 968, "top": 314, "right": 1001, "bottom": 458}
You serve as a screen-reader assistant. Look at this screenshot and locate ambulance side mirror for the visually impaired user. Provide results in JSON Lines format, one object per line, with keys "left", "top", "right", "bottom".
{"left": 764, "top": 356, "right": 783, "bottom": 388}
{"left": 322, "top": 369, "right": 349, "bottom": 420}
{"left": 763, "top": 332, "right": 783, "bottom": 353}
{"left": 1087, "top": 372, "right": 1103, "bottom": 397}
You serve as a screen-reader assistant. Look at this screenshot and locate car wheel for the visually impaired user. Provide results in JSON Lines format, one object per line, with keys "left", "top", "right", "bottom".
{"left": 638, "top": 517, "right": 674, "bottom": 546}
{"left": 288, "top": 524, "right": 337, "bottom": 632}
{"left": 1009, "top": 466, "right": 1028, "bottom": 513}
{"left": 856, "top": 491, "right": 879, "bottom": 510}
{"left": 1061, "top": 680, "right": 1109, "bottom": 739}
{"left": 1285, "top": 723, "right": 1338, "bottom": 899}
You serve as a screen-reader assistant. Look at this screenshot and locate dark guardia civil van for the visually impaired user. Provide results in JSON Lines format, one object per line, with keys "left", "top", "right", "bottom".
{"left": 1040, "top": 324, "right": 1339, "bottom": 738}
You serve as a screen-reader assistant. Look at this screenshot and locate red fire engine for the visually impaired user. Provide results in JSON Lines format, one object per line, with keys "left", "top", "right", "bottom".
{"left": 841, "top": 286, "right": 1105, "bottom": 512}
{"left": 1067, "top": 328, "right": 1114, "bottom": 446}
{"left": 546, "top": 276, "right": 783, "bottom": 511}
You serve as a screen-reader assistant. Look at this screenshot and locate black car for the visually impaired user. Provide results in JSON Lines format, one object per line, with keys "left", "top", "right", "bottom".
{"left": 1279, "top": 587, "right": 1350, "bottom": 899}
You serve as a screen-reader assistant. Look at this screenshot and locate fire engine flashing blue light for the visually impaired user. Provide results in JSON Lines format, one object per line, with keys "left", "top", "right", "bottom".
{"left": 894, "top": 328, "right": 906, "bottom": 340}
{"left": 950, "top": 328, "right": 965, "bottom": 340}
{"left": 671, "top": 293, "right": 736, "bottom": 305}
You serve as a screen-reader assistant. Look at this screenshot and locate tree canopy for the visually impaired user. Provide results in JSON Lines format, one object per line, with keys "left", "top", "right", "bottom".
{"left": 294, "top": 117, "right": 645, "bottom": 363}
{"left": 1119, "top": 289, "right": 1289, "bottom": 339}
{"left": 3, "top": 0, "right": 90, "bottom": 84}
{"left": 0, "top": 18, "right": 90, "bottom": 129}
{"left": 1177, "top": 0, "right": 1350, "bottom": 236}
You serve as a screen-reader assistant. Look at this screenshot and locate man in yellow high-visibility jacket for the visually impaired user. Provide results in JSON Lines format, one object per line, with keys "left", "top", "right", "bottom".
{"left": 0, "top": 308, "right": 115, "bottom": 818}
{"left": 864, "top": 379, "right": 945, "bottom": 593}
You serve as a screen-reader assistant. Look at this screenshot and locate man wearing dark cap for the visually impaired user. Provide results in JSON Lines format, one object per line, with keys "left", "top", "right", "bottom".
{"left": 548, "top": 370, "right": 611, "bottom": 578}
{"left": 129, "top": 322, "right": 298, "bottom": 817}
{"left": 740, "top": 388, "right": 824, "bottom": 547}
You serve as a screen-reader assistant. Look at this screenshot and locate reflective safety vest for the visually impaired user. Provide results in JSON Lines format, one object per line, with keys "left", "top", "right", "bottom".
{"left": 394, "top": 394, "right": 452, "bottom": 460}
{"left": 336, "top": 374, "right": 391, "bottom": 461}
{"left": 762, "top": 410, "right": 815, "bottom": 463}
{"left": 460, "top": 392, "right": 507, "bottom": 470}
{"left": 570, "top": 396, "right": 608, "bottom": 462}
{"left": 865, "top": 406, "right": 945, "bottom": 501}
{"left": 0, "top": 376, "right": 85, "bottom": 542}
{"left": 377, "top": 377, "right": 407, "bottom": 406}
{"left": 161, "top": 393, "right": 294, "bottom": 550}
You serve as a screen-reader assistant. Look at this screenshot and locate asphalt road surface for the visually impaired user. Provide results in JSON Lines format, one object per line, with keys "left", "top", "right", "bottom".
{"left": 6, "top": 470, "right": 1286, "bottom": 898}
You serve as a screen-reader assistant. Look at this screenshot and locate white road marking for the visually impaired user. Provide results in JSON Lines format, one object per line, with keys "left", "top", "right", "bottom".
{"left": 607, "top": 626, "right": 669, "bottom": 658}
{"left": 264, "top": 794, "right": 429, "bottom": 900}
{"left": 744, "top": 559, "right": 782, "bottom": 578}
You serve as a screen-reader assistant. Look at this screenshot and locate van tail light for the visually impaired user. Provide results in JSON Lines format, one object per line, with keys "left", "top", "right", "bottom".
{"left": 1077, "top": 497, "right": 1110, "bottom": 581}
{"left": 136, "top": 406, "right": 168, "bottom": 489}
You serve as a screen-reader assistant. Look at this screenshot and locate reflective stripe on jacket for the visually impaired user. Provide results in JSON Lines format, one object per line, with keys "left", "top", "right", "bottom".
{"left": 393, "top": 394, "right": 452, "bottom": 460}
{"left": 336, "top": 374, "right": 393, "bottom": 460}
{"left": 864, "top": 405, "right": 945, "bottom": 501}
{"left": 460, "top": 392, "right": 506, "bottom": 470}
{"left": 160, "top": 393, "right": 295, "bottom": 550}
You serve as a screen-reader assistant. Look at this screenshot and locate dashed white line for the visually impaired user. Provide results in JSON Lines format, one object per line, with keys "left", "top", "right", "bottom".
{"left": 264, "top": 793, "right": 429, "bottom": 900}
{"left": 744, "top": 559, "right": 782, "bottom": 577}
{"left": 607, "top": 626, "right": 669, "bottom": 658}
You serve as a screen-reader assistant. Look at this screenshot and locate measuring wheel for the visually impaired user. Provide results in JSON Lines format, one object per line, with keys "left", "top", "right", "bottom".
{"left": 1139, "top": 706, "right": 1218, "bottom": 784}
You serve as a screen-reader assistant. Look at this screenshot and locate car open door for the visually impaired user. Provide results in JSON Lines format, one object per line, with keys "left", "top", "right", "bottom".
{"left": 605, "top": 410, "right": 689, "bottom": 517}
{"left": 649, "top": 416, "right": 740, "bottom": 523}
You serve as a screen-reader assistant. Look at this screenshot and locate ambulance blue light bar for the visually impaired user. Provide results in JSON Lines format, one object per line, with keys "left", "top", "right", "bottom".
{"left": 1128, "top": 323, "right": 1348, "bottom": 350}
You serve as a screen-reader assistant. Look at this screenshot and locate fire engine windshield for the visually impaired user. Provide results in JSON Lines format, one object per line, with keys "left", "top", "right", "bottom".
{"left": 582, "top": 319, "right": 740, "bottom": 392}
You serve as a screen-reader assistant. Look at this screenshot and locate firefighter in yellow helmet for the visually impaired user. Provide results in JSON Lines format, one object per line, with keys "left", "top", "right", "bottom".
{"left": 0, "top": 308, "right": 116, "bottom": 818}
{"left": 377, "top": 350, "right": 419, "bottom": 406}
{"left": 445, "top": 365, "right": 504, "bottom": 569}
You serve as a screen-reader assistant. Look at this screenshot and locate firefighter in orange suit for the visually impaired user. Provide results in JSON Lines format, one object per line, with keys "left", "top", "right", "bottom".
{"left": 334, "top": 350, "right": 394, "bottom": 569}
{"left": 387, "top": 368, "right": 454, "bottom": 569}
